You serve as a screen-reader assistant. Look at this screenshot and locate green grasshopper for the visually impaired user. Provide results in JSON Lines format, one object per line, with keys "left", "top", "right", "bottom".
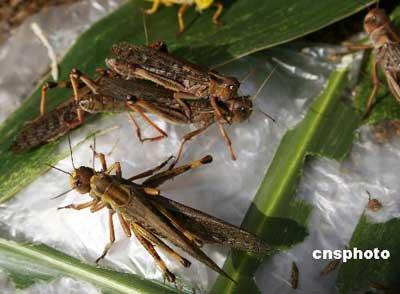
{"left": 50, "top": 138, "right": 271, "bottom": 283}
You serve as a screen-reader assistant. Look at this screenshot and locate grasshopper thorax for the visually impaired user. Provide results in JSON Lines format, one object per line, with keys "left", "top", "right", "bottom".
{"left": 70, "top": 166, "right": 94, "bottom": 194}
{"left": 209, "top": 76, "right": 240, "bottom": 100}
{"left": 226, "top": 97, "right": 253, "bottom": 123}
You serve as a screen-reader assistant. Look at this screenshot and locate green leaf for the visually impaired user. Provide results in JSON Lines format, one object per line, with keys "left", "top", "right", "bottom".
{"left": 0, "top": 0, "right": 375, "bottom": 203}
{"left": 354, "top": 6, "right": 400, "bottom": 124}
{"left": 0, "top": 238, "right": 181, "bottom": 293}
{"left": 337, "top": 216, "right": 400, "bottom": 293}
{"left": 211, "top": 69, "right": 361, "bottom": 292}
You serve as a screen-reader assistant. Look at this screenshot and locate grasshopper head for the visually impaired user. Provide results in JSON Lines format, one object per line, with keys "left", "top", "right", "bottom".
{"left": 194, "top": 0, "right": 214, "bottom": 11}
{"left": 364, "top": 9, "right": 390, "bottom": 35}
{"left": 70, "top": 166, "right": 94, "bottom": 194}
{"left": 227, "top": 97, "right": 253, "bottom": 123}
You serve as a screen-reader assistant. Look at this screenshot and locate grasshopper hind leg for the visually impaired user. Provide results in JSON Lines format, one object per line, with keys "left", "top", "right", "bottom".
{"left": 132, "top": 224, "right": 176, "bottom": 283}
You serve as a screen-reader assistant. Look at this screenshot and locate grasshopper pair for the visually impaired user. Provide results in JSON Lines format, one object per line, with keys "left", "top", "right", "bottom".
{"left": 50, "top": 138, "right": 270, "bottom": 283}
{"left": 105, "top": 41, "right": 261, "bottom": 161}
{"left": 12, "top": 42, "right": 261, "bottom": 167}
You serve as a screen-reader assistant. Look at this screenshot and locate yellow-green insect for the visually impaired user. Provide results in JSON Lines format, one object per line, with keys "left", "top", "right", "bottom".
{"left": 144, "top": 0, "right": 223, "bottom": 35}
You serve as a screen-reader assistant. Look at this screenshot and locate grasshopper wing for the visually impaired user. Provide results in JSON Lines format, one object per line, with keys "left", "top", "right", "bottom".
{"left": 149, "top": 195, "right": 272, "bottom": 256}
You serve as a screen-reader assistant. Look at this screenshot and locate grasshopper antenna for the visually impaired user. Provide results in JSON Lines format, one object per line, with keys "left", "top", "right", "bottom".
{"left": 251, "top": 66, "right": 277, "bottom": 101}
{"left": 46, "top": 164, "right": 71, "bottom": 176}
{"left": 252, "top": 66, "right": 277, "bottom": 122}
{"left": 142, "top": 9, "right": 149, "bottom": 46}
{"left": 51, "top": 188, "right": 74, "bottom": 200}
{"left": 67, "top": 134, "right": 76, "bottom": 169}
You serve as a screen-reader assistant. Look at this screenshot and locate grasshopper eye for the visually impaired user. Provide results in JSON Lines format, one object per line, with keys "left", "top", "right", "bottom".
{"left": 76, "top": 179, "right": 81, "bottom": 187}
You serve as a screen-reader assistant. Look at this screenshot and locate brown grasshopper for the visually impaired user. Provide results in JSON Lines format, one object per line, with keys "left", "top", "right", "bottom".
{"left": 344, "top": 9, "right": 400, "bottom": 116}
{"left": 73, "top": 68, "right": 253, "bottom": 167}
{"left": 50, "top": 139, "right": 271, "bottom": 283}
{"left": 10, "top": 76, "right": 90, "bottom": 152}
{"left": 105, "top": 42, "right": 241, "bottom": 159}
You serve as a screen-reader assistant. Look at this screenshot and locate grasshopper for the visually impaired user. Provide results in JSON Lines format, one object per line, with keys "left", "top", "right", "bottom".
{"left": 10, "top": 75, "right": 93, "bottom": 152}
{"left": 74, "top": 68, "right": 252, "bottom": 166}
{"left": 10, "top": 69, "right": 101, "bottom": 152}
{"left": 344, "top": 9, "right": 400, "bottom": 116}
{"left": 50, "top": 139, "right": 271, "bottom": 283}
{"left": 143, "top": 0, "right": 224, "bottom": 35}
{"left": 105, "top": 42, "right": 242, "bottom": 159}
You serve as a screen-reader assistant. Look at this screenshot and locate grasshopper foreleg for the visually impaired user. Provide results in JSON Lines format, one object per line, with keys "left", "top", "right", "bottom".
{"left": 57, "top": 199, "right": 98, "bottom": 210}
{"left": 96, "top": 209, "right": 116, "bottom": 263}
{"left": 210, "top": 96, "right": 236, "bottom": 160}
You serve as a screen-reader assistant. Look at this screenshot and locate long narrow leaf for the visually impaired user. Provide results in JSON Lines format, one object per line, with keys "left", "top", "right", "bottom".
{"left": 211, "top": 69, "right": 361, "bottom": 292}
{"left": 0, "top": 238, "right": 181, "bottom": 293}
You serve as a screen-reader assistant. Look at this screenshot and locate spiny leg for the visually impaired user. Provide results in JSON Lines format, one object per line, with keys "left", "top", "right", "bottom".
{"left": 144, "top": 155, "right": 212, "bottom": 188}
{"left": 58, "top": 199, "right": 98, "bottom": 210}
{"left": 133, "top": 223, "right": 191, "bottom": 268}
{"left": 132, "top": 224, "right": 176, "bottom": 283}
{"left": 117, "top": 213, "right": 131, "bottom": 238}
{"left": 210, "top": 96, "right": 237, "bottom": 160}
{"left": 170, "top": 123, "right": 212, "bottom": 169}
{"left": 40, "top": 80, "right": 72, "bottom": 116}
{"left": 212, "top": 2, "right": 224, "bottom": 26}
{"left": 128, "top": 155, "right": 174, "bottom": 181}
{"left": 96, "top": 209, "right": 116, "bottom": 263}
{"left": 364, "top": 61, "right": 380, "bottom": 118}
{"left": 177, "top": 4, "right": 190, "bottom": 35}
{"left": 127, "top": 103, "right": 168, "bottom": 141}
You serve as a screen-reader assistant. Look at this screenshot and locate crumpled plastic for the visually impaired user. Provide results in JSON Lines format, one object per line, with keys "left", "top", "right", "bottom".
{"left": 1, "top": 1, "right": 399, "bottom": 293}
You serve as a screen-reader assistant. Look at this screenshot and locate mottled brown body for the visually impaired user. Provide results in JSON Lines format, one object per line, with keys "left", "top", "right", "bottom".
{"left": 77, "top": 74, "right": 252, "bottom": 164}
{"left": 58, "top": 149, "right": 270, "bottom": 283}
{"left": 79, "top": 76, "right": 252, "bottom": 126}
{"left": 10, "top": 100, "right": 81, "bottom": 152}
{"left": 106, "top": 43, "right": 240, "bottom": 101}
